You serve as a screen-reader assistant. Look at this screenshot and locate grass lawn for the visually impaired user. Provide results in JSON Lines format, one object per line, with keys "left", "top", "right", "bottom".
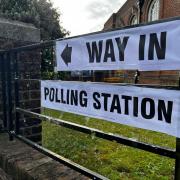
{"left": 42, "top": 109, "right": 175, "bottom": 180}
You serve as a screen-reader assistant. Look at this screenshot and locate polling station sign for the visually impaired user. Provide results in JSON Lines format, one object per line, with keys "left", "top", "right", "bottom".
{"left": 41, "top": 81, "right": 180, "bottom": 137}
{"left": 56, "top": 19, "right": 180, "bottom": 71}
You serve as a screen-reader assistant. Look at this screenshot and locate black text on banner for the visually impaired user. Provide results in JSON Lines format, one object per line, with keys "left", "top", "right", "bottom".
{"left": 56, "top": 20, "right": 180, "bottom": 71}
{"left": 41, "top": 81, "right": 180, "bottom": 137}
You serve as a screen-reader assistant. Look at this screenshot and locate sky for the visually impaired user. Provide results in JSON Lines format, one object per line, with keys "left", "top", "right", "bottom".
{"left": 51, "top": 0, "right": 126, "bottom": 37}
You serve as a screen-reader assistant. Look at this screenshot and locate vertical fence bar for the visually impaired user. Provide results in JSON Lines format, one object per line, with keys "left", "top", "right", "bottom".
{"left": 175, "top": 138, "right": 180, "bottom": 180}
{"left": 6, "top": 52, "right": 13, "bottom": 141}
{"left": 14, "top": 52, "right": 20, "bottom": 135}
{"left": 175, "top": 77, "right": 180, "bottom": 180}
{"left": 0, "top": 53, "right": 7, "bottom": 129}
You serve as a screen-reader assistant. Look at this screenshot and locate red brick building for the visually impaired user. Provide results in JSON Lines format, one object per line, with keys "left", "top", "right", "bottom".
{"left": 104, "top": 0, "right": 180, "bottom": 30}
{"left": 102, "top": 0, "right": 180, "bottom": 85}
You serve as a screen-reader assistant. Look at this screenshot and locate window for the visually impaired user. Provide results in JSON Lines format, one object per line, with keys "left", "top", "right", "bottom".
{"left": 130, "top": 15, "right": 138, "bottom": 25}
{"left": 148, "top": 0, "right": 160, "bottom": 22}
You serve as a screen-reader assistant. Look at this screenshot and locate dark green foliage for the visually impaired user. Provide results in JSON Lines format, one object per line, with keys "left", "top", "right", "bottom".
{"left": 0, "top": 0, "right": 69, "bottom": 77}
{"left": 0, "top": 0, "right": 69, "bottom": 40}
{"left": 41, "top": 71, "right": 71, "bottom": 80}
{"left": 41, "top": 47, "right": 54, "bottom": 73}
{"left": 0, "top": 0, "right": 38, "bottom": 24}
{"left": 41, "top": 47, "right": 71, "bottom": 80}
{"left": 34, "top": 0, "right": 68, "bottom": 40}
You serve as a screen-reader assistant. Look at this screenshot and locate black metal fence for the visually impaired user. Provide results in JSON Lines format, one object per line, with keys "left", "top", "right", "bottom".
{"left": 0, "top": 20, "right": 180, "bottom": 179}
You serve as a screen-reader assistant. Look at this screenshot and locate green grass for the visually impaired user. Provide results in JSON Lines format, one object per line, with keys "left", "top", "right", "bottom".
{"left": 42, "top": 109, "right": 175, "bottom": 180}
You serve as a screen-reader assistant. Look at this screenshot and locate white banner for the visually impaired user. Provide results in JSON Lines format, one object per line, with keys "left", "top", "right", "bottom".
{"left": 41, "top": 81, "right": 180, "bottom": 137}
{"left": 56, "top": 19, "right": 180, "bottom": 71}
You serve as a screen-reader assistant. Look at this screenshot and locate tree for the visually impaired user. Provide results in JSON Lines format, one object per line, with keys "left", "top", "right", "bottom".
{"left": 0, "top": 0, "right": 69, "bottom": 40}
{"left": 0, "top": 0, "right": 69, "bottom": 77}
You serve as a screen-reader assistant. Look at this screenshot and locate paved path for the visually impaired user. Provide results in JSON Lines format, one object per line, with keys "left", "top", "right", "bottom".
{"left": 0, "top": 133, "right": 89, "bottom": 180}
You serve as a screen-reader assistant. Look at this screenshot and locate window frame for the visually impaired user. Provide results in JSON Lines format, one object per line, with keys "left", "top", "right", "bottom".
{"left": 148, "top": 0, "right": 160, "bottom": 22}
{"left": 130, "top": 15, "right": 138, "bottom": 25}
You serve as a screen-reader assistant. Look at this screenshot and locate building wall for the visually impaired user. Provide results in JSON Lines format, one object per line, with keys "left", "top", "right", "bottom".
{"left": 103, "top": 0, "right": 180, "bottom": 85}
{"left": 0, "top": 18, "right": 42, "bottom": 143}
{"left": 104, "top": 0, "right": 180, "bottom": 30}
{"left": 103, "top": 13, "right": 117, "bottom": 30}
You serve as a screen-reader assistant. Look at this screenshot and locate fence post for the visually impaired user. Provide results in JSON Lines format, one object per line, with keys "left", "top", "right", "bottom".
{"left": 0, "top": 53, "right": 7, "bottom": 130}
{"left": 14, "top": 52, "right": 20, "bottom": 135}
{"left": 6, "top": 52, "right": 13, "bottom": 141}
{"left": 175, "top": 77, "right": 180, "bottom": 179}
{"left": 175, "top": 138, "right": 180, "bottom": 180}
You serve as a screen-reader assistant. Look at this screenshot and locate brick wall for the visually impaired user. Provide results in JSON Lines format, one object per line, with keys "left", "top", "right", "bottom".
{"left": 17, "top": 50, "right": 42, "bottom": 143}
{"left": 103, "top": 0, "right": 180, "bottom": 85}
{"left": 0, "top": 133, "right": 88, "bottom": 179}
{"left": 0, "top": 18, "right": 42, "bottom": 143}
{"left": 104, "top": 0, "right": 180, "bottom": 29}
{"left": 103, "top": 13, "right": 117, "bottom": 30}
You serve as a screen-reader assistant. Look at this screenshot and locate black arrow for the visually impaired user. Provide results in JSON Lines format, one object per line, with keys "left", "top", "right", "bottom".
{"left": 61, "top": 44, "right": 72, "bottom": 66}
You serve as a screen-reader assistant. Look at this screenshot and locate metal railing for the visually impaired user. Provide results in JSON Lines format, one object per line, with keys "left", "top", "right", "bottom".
{"left": 0, "top": 17, "right": 180, "bottom": 180}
